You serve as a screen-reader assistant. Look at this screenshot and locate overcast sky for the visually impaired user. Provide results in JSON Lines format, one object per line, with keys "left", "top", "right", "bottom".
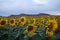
{"left": 0, "top": 0, "right": 60, "bottom": 16}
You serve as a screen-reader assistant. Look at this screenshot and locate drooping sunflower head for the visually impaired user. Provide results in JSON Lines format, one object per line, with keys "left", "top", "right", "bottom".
{"left": 19, "top": 16, "right": 27, "bottom": 26}
{"left": 9, "top": 18, "right": 18, "bottom": 26}
{"left": 0, "top": 17, "right": 8, "bottom": 27}
{"left": 46, "top": 19, "right": 58, "bottom": 37}
{"left": 25, "top": 24, "right": 37, "bottom": 35}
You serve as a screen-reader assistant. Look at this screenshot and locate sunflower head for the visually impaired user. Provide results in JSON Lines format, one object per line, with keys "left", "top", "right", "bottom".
{"left": 41, "top": 17, "right": 45, "bottom": 23}
{"left": 31, "top": 18, "right": 36, "bottom": 25}
{"left": 41, "top": 17, "right": 44, "bottom": 21}
{"left": 0, "top": 18, "right": 8, "bottom": 27}
{"left": 9, "top": 18, "right": 18, "bottom": 26}
{"left": 19, "top": 16, "right": 27, "bottom": 26}
{"left": 0, "top": 16, "right": 3, "bottom": 21}
{"left": 36, "top": 20, "right": 40, "bottom": 26}
{"left": 46, "top": 19, "right": 58, "bottom": 37}
{"left": 47, "top": 19, "right": 58, "bottom": 31}
{"left": 25, "top": 24, "right": 37, "bottom": 35}
{"left": 40, "top": 24, "right": 44, "bottom": 28}
{"left": 47, "top": 16, "right": 50, "bottom": 18}
{"left": 46, "top": 29, "right": 54, "bottom": 37}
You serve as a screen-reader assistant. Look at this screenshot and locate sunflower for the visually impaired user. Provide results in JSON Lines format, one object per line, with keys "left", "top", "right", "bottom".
{"left": 31, "top": 18, "right": 36, "bottom": 25}
{"left": 45, "top": 16, "right": 50, "bottom": 21}
{"left": 15, "top": 16, "right": 20, "bottom": 21}
{"left": 9, "top": 18, "right": 18, "bottom": 26}
{"left": 0, "top": 16, "right": 2, "bottom": 21}
{"left": 26, "top": 17, "right": 31, "bottom": 23}
{"left": 46, "top": 28, "right": 54, "bottom": 37}
{"left": 41, "top": 17, "right": 44, "bottom": 21}
{"left": 25, "top": 24, "right": 37, "bottom": 35}
{"left": 46, "top": 19, "right": 58, "bottom": 37}
{"left": 36, "top": 20, "right": 40, "bottom": 26}
{"left": 47, "top": 19, "right": 58, "bottom": 31}
{"left": 53, "top": 16, "right": 57, "bottom": 20}
{"left": 40, "top": 24, "right": 44, "bottom": 28}
{"left": 37, "top": 17, "right": 40, "bottom": 20}
{"left": 0, "top": 18, "right": 8, "bottom": 27}
{"left": 19, "top": 16, "right": 27, "bottom": 26}
{"left": 47, "top": 16, "right": 50, "bottom": 19}
{"left": 41, "top": 17, "right": 45, "bottom": 23}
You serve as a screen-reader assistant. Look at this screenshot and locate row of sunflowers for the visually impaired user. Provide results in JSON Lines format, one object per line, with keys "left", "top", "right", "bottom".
{"left": 0, "top": 16, "right": 59, "bottom": 40}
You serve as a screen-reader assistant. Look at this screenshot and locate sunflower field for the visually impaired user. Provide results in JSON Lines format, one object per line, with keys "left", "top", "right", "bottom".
{"left": 0, "top": 15, "right": 60, "bottom": 40}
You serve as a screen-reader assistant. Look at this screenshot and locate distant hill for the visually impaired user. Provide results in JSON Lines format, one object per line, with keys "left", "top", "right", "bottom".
{"left": 37, "top": 13, "right": 50, "bottom": 15}
{"left": 10, "top": 13, "right": 50, "bottom": 16}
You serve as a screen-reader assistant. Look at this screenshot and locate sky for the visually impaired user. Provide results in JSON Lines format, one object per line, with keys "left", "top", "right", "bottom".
{"left": 0, "top": 0, "right": 60, "bottom": 16}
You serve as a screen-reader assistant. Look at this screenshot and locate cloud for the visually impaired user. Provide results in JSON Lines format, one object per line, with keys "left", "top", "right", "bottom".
{"left": 0, "top": 0, "right": 60, "bottom": 16}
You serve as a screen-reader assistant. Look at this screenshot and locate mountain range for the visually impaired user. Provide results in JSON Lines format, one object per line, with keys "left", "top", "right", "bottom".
{"left": 10, "top": 13, "right": 50, "bottom": 16}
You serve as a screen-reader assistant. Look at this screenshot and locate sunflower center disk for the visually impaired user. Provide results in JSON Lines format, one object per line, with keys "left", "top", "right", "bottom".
{"left": 15, "top": 23, "right": 17, "bottom": 25}
{"left": 21, "top": 18, "right": 24, "bottom": 22}
{"left": 48, "top": 23, "right": 53, "bottom": 32}
{"left": 27, "top": 26, "right": 33, "bottom": 31}
{"left": 10, "top": 20, "right": 14, "bottom": 24}
{"left": 1, "top": 20, "right": 6, "bottom": 25}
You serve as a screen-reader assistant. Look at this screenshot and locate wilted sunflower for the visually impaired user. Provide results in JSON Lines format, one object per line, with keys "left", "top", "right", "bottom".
{"left": 25, "top": 24, "right": 37, "bottom": 35}
{"left": 19, "top": 16, "right": 27, "bottom": 26}
{"left": 46, "top": 19, "right": 58, "bottom": 37}
{"left": 0, "top": 18, "right": 8, "bottom": 27}
{"left": 9, "top": 18, "right": 18, "bottom": 26}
